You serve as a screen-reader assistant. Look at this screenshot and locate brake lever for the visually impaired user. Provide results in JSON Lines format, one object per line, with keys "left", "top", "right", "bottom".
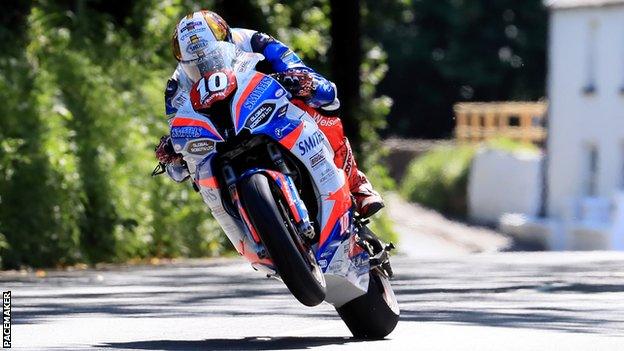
{"left": 151, "top": 163, "right": 167, "bottom": 177}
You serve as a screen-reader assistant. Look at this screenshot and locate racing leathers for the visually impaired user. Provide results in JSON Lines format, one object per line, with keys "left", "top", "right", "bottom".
{"left": 163, "top": 28, "right": 383, "bottom": 218}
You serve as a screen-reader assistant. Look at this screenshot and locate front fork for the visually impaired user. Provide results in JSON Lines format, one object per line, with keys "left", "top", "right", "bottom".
{"left": 266, "top": 143, "right": 315, "bottom": 240}
{"left": 222, "top": 143, "right": 316, "bottom": 248}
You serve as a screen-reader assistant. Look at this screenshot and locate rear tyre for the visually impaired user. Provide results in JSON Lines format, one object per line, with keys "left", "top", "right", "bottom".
{"left": 336, "top": 270, "right": 400, "bottom": 339}
{"left": 240, "top": 173, "right": 326, "bottom": 307}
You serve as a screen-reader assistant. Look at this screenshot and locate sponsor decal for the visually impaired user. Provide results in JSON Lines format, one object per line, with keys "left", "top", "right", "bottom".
{"left": 179, "top": 21, "right": 206, "bottom": 39}
{"left": 187, "top": 140, "right": 215, "bottom": 155}
{"left": 343, "top": 147, "right": 354, "bottom": 178}
{"left": 202, "top": 188, "right": 219, "bottom": 202}
{"left": 298, "top": 130, "right": 325, "bottom": 155}
{"left": 315, "top": 116, "right": 340, "bottom": 127}
{"left": 319, "top": 166, "right": 335, "bottom": 185}
{"left": 276, "top": 104, "right": 288, "bottom": 117}
{"left": 180, "top": 28, "right": 206, "bottom": 39}
{"left": 318, "top": 259, "right": 327, "bottom": 268}
{"left": 274, "top": 123, "right": 292, "bottom": 138}
{"left": 275, "top": 89, "right": 285, "bottom": 98}
{"left": 174, "top": 143, "right": 182, "bottom": 152}
{"left": 237, "top": 59, "right": 250, "bottom": 72}
{"left": 180, "top": 21, "right": 203, "bottom": 33}
{"left": 171, "top": 126, "right": 202, "bottom": 138}
{"left": 186, "top": 35, "right": 209, "bottom": 54}
{"left": 243, "top": 77, "right": 273, "bottom": 110}
{"left": 309, "top": 150, "right": 325, "bottom": 168}
{"left": 173, "top": 92, "right": 188, "bottom": 108}
{"left": 246, "top": 103, "right": 275, "bottom": 129}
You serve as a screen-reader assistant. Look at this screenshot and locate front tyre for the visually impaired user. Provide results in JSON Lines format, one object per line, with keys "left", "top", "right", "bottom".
{"left": 240, "top": 173, "right": 326, "bottom": 307}
{"left": 336, "top": 270, "right": 400, "bottom": 339}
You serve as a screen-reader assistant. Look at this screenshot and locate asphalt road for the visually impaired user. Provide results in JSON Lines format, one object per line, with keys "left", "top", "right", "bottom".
{"left": 3, "top": 251, "right": 624, "bottom": 350}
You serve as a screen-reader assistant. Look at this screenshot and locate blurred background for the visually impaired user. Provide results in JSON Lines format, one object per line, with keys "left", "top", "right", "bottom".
{"left": 6, "top": 0, "right": 615, "bottom": 270}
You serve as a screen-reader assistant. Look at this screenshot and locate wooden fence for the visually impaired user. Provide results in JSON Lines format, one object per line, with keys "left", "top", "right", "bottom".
{"left": 454, "top": 102, "right": 547, "bottom": 145}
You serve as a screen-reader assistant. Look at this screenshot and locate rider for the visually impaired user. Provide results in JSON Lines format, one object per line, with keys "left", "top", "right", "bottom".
{"left": 156, "top": 10, "right": 384, "bottom": 218}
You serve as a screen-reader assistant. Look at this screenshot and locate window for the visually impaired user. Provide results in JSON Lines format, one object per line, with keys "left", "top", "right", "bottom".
{"left": 620, "top": 23, "right": 624, "bottom": 94}
{"left": 585, "top": 144, "right": 599, "bottom": 196}
{"left": 621, "top": 143, "right": 624, "bottom": 189}
{"left": 508, "top": 115, "right": 521, "bottom": 127}
{"left": 583, "top": 20, "right": 598, "bottom": 95}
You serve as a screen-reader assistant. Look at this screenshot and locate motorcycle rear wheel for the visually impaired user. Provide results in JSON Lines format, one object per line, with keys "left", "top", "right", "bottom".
{"left": 240, "top": 173, "right": 326, "bottom": 307}
{"left": 336, "top": 270, "right": 400, "bottom": 339}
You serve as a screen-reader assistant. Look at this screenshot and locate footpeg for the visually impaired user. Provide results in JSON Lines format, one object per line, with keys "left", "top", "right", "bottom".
{"left": 369, "top": 243, "right": 394, "bottom": 278}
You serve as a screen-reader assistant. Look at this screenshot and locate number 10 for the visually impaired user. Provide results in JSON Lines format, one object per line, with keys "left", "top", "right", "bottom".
{"left": 197, "top": 72, "right": 228, "bottom": 101}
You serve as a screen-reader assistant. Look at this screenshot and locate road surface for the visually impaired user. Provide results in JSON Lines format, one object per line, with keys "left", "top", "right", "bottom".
{"left": 4, "top": 251, "right": 624, "bottom": 350}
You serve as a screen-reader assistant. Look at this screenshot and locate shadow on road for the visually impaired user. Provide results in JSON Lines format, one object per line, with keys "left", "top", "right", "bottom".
{"left": 399, "top": 308, "right": 622, "bottom": 335}
{"left": 389, "top": 260, "right": 624, "bottom": 336}
{"left": 11, "top": 256, "right": 624, "bottom": 339}
{"left": 99, "top": 336, "right": 365, "bottom": 350}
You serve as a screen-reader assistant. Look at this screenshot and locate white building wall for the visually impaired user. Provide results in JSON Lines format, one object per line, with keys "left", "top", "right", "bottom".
{"left": 547, "top": 6, "right": 624, "bottom": 220}
{"left": 468, "top": 149, "right": 543, "bottom": 224}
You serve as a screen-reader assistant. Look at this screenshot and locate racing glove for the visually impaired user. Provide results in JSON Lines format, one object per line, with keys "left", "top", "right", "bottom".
{"left": 155, "top": 135, "right": 184, "bottom": 166}
{"left": 273, "top": 68, "right": 314, "bottom": 100}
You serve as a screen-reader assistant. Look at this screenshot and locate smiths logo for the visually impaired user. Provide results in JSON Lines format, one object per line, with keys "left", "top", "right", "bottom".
{"left": 298, "top": 131, "right": 325, "bottom": 155}
{"left": 187, "top": 140, "right": 216, "bottom": 155}
{"left": 186, "top": 34, "right": 209, "bottom": 54}
{"left": 243, "top": 77, "right": 272, "bottom": 110}
{"left": 171, "top": 126, "right": 202, "bottom": 138}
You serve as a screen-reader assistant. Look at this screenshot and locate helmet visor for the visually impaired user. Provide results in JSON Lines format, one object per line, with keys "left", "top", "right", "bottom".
{"left": 180, "top": 41, "right": 238, "bottom": 83}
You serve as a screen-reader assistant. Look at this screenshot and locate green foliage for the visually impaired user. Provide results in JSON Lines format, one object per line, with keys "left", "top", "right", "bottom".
{"left": 486, "top": 137, "right": 540, "bottom": 154}
{"left": 0, "top": 0, "right": 395, "bottom": 268}
{"left": 362, "top": 149, "right": 398, "bottom": 244}
{"left": 0, "top": 52, "right": 82, "bottom": 268}
{"left": 369, "top": 212, "right": 398, "bottom": 244}
{"left": 0, "top": 2, "right": 234, "bottom": 268}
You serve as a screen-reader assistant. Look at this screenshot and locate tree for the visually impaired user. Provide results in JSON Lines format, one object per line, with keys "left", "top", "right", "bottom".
{"left": 329, "top": 0, "right": 363, "bottom": 152}
{"left": 365, "top": 0, "right": 547, "bottom": 138}
{"left": 215, "top": 0, "right": 268, "bottom": 31}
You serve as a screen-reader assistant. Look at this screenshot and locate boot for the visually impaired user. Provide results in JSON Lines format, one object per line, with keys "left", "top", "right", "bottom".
{"left": 352, "top": 171, "right": 385, "bottom": 218}
{"left": 333, "top": 138, "right": 385, "bottom": 218}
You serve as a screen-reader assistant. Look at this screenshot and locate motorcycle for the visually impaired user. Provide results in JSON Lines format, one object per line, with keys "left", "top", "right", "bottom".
{"left": 156, "top": 42, "right": 399, "bottom": 339}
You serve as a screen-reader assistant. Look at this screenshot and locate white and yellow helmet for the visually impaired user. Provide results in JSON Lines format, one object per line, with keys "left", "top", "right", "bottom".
{"left": 172, "top": 10, "right": 234, "bottom": 83}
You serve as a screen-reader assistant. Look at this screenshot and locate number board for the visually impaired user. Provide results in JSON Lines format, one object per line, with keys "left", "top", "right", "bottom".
{"left": 190, "top": 69, "right": 237, "bottom": 111}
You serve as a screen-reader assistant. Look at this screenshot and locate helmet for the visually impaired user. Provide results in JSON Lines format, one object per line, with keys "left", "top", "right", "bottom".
{"left": 172, "top": 10, "right": 234, "bottom": 83}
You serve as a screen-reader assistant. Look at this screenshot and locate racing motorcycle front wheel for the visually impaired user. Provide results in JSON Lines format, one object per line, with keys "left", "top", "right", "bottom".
{"left": 336, "top": 270, "right": 400, "bottom": 339}
{"left": 240, "top": 173, "right": 326, "bottom": 307}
